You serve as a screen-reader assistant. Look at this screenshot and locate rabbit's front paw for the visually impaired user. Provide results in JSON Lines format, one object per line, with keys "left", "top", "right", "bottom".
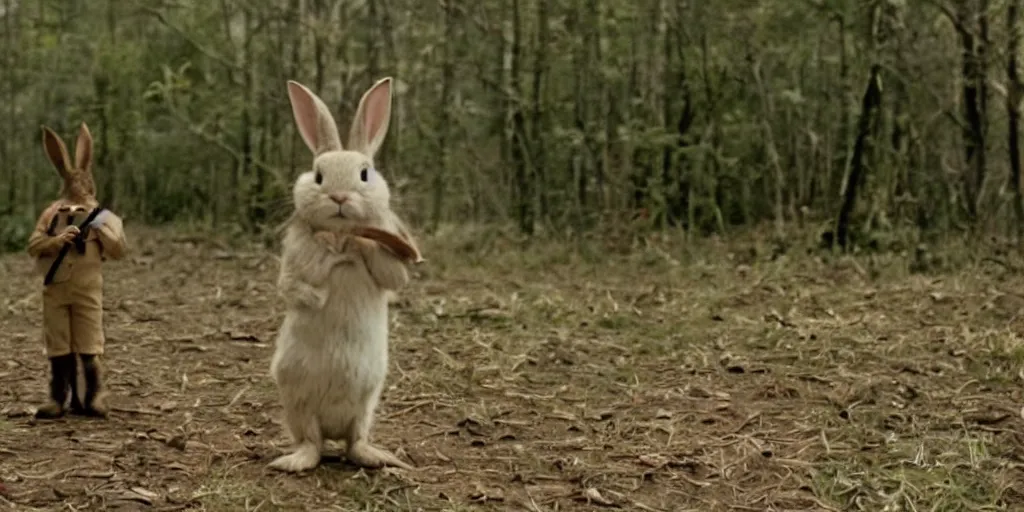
{"left": 300, "top": 283, "right": 329, "bottom": 309}
{"left": 315, "top": 231, "right": 363, "bottom": 265}
{"left": 342, "top": 235, "right": 377, "bottom": 254}
{"left": 314, "top": 231, "right": 343, "bottom": 252}
{"left": 282, "top": 281, "right": 328, "bottom": 310}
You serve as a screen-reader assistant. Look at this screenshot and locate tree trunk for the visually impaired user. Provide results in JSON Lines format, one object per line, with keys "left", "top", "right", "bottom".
{"left": 834, "top": 15, "right": 849, "bottom": 200}
{"left": 365, "top": 0, "right": 384, "bottom": 170}
{"left": 569, "top": 1, "right": 588, "bottom": 227}
{"left": 532, "top": 0, "right": 549, "bottom": 221}
{"left": 366, "top": 0, "right": 379, "bottom": 80}
{"left": 241, "top": 7, "right": 257, "bottom": 227}
{"left": 3, "top": 0, "right": 17, "bottom": 214}
{"left": 957, "top": 0, "right": 988, "bottom": 221}
{"left": 312, "top": 0, "right": 326, "bottom": 92}
{"left": 288, "top": 0, "right": 303, "bottom": 177}
{"left": 510, "top": 0, "right": 533, "bottom": 234}
{"left": 594, "top": 0, "right": 610, "bottom": 213}
{"left": 835, "top": 64, "right": 883, "bottom": 251}
{"left": 1009, "top": 0, "right": 1024, "bottom": 241}
{"left": 431, "top": 0, "right": 454, "bottom": 231}
{"left": 667, "top": 5, "right": 695, "bottom": 228}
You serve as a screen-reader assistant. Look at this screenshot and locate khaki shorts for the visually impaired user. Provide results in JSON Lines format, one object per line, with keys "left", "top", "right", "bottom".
{"left": 41, "top": 273, "right": 105, "bottom": 358}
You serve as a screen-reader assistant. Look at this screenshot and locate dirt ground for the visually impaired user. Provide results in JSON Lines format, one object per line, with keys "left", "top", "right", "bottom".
{"left": 1, "top": 225, "right": 1024, "bottom": 511}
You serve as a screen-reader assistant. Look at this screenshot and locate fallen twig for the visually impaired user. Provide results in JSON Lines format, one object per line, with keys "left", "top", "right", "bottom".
{"left": 111, "top": 406, "right": 164, "bottom": 416}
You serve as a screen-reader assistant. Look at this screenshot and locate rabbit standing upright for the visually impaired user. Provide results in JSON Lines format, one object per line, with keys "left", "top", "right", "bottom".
{"left": 27, "top": 123, "right": 127, "bottom": 419}
{"left": 269, "top": 77, "right": 421, "bottom": 473}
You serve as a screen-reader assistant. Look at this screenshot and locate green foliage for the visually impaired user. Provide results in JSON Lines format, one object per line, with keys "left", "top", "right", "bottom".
{"left": 0, "top": 213, "right": 34, "bottom": 254}
{"left": 0, "top": 0, "right": 1018, "bottom": 252}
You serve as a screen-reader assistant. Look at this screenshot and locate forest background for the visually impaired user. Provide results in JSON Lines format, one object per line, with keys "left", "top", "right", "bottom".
{"left": 0, "top": 0, "right": 1018, "bottom": 256}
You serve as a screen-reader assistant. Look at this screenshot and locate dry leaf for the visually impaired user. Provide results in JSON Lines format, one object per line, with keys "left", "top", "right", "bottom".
{"left": 638, "top": 454, "right": 668, "bottom": 468}
{"left": 122, "top": 487, "right": 160, "bottom": 505}
{"left": 166, "top": 435, "right": 188, "bottom": 451}
{"left": 349, "top": 226, "right": 423, "bottom": 263}
{"left": 548, "top": 410, "right": 578, "bottom": 421}
{"left": 468, "top": 482, "right": 505, "bottom": 502}
{"left": 166, "top": 462, "right": 191, "bottom": 472}
{"left": 468, "top": 308, "right": 511, "bottom": 321}
{"left": 227, "top": 331, "right": 260, "bottom": 342}
{"left": 3, "top": 407, "right": 30, "bottom": 419}
{"left": 131, "top": 487, "right": 159, "bottom": 499}
{"left": 580, "top": 488, "right": 618, "bottom": 507}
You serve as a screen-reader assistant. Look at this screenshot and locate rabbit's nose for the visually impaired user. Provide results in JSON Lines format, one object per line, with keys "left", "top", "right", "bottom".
{"left": 329, "top": 193, "right": 349, "bottom": 206}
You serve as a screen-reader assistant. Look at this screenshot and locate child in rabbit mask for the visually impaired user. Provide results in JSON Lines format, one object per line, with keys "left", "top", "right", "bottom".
{"left": 26, "top": 123, "right": 127, "bottom": 419}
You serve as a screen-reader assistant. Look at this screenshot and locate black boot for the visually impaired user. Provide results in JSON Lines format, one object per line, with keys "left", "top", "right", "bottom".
{"left": 79, "top": 354, "right": 109, "bottom": 418}
{"left": 68, "top": 355, "right": 85, "bottom": 415}
{"left": 34, "top": 355, "right": 74, "bottom": 419}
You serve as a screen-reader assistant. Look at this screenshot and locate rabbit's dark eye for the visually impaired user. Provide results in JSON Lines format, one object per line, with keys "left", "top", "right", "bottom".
{"left": 314, "top": 171, "right": 323, "bottom": 185}
{"left": 360, "top": 168, "right": 369, "bottom": 182}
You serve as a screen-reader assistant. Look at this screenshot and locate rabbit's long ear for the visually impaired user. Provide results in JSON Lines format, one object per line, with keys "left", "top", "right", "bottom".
{"left": 41, "top": 126, "right": 72, "bottom": 180}
{"left": 348, "top": 77, "right": 393, "bottom": 158}
{"left": 75, "top": 122, "right": 93, "bottom": 172}
{"left": 287, "top": 80, "right": 343, "bottom": 156}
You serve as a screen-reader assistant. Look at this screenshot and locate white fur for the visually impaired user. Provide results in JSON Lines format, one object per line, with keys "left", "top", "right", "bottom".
{"left": 268, "top": 77, "right": 415, "bottom": 472}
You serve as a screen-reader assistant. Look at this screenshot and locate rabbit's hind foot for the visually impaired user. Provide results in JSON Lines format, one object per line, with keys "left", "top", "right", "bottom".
{"left": 346, "top": 441, "right": 413, "bottom": 470}
{"left": 268, "top": 442, "right": 320, "bottom": 473}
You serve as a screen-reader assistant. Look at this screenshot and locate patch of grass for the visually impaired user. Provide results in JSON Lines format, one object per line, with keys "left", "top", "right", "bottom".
{"left": 813, "top": 462, "right": 1008, "bottom": 512}
{"left": 811, "top": 432, "right": 1014, "bottom": 511}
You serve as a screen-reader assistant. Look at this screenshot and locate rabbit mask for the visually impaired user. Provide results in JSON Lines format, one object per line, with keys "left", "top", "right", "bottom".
{"left": 42, "top": 123, "right": 98, "bottom": 212}
{"left": 287, "top": 78, "right": 394, "bottom": 232}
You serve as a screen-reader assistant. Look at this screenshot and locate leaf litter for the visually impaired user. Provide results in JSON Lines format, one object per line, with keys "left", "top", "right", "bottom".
{"left": 0, "top": 226, "right": 1022, "bottom": 510}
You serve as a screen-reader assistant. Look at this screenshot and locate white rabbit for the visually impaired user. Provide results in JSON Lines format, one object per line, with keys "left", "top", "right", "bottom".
{"left": 268, "top": 77, "right": 420, "bottom": 473}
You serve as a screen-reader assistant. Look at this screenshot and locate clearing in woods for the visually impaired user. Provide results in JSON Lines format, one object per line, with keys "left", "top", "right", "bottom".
{"left": 1, "top": 225, "right": 1023, "bottom": 511}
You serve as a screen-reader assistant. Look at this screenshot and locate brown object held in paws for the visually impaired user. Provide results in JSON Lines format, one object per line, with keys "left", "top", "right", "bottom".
{"left": 349, "top": 226, "right": 424, "bottom": 264}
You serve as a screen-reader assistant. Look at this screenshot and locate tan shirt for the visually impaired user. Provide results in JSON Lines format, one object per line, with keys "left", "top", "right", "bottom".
{"left": 27, "top": 202, "right": 128, "bottom": 285}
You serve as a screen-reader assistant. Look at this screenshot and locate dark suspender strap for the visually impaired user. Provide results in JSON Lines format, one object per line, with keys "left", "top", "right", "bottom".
{"left": 43, "top": 206, "right": 105, "bottom": 286}
{"left": 75, "top": 207, "right": 104, "bottom": 254}
{"left": 45, "top": 214, "right": 59, "bottom": 236}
